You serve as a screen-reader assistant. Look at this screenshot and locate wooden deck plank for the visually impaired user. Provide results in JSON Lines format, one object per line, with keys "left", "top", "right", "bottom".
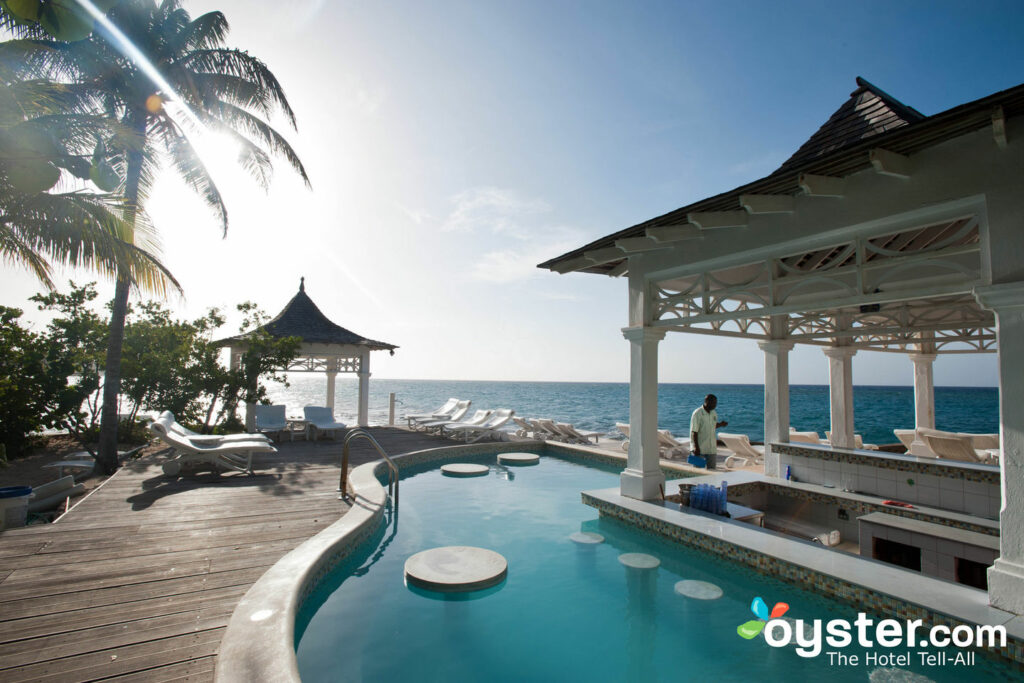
{"left": 0, "top": 428, "right": 454, "bottom": 681}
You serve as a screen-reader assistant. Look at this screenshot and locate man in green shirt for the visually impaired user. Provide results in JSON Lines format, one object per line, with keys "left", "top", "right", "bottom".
{"left": 690, "top": 394, "right": 728, "bottom": 470}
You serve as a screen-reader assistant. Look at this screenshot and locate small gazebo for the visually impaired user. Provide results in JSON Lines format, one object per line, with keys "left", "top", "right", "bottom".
{"left": 219, "top": 278, "right": 397, "bottom": 429}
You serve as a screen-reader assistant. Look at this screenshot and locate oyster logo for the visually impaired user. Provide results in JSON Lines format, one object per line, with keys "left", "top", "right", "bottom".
{"left": 737, "top": 596, "right": 789, "bottom": 639}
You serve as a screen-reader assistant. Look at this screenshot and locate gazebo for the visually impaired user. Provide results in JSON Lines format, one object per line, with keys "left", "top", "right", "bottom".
{"left": 219, "top": 278, "right": 397, "bottom": 429}
{"left": 540, "top": 78, "right": 1024, "bottom": 613}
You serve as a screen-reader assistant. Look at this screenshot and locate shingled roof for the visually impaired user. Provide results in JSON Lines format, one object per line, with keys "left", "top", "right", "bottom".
{"left": 220, "top": 278, "right": 397, "bottom": 351}
{"left": 776, "top": 77, "right": 925, "bottom": 172}
{"left": 540, "top": 77, "right": 1024, "bottom": 274}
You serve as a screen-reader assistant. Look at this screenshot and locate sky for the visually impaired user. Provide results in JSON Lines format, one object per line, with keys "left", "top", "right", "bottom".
{"left": 3, "top": 0, "right": 1024, "bottom": 386}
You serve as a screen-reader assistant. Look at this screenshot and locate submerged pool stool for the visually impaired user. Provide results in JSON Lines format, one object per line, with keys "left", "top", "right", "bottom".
{"left": 497, "top": 452, "right": 540, "bottom": 466}
{"left": 674, "top": 580, "right": 723, "bottom": 600}
{"left": 440, "top": 463, "right": 489, "bottom": 477}
{"left": 618, "top": 553, "right": 660, "bottom": 569}
{"left": 405, "top": 546, "right": 507, "bottom": 592}
{"left": 569, "top": 531, "right": 605, "bottom": 545}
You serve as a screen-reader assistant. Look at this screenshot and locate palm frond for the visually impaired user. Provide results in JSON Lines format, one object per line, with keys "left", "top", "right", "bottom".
{"left": 151, "top": 115, "right": 227, "bottom": 234}
{"left": 1, "top": 190, "right": 181, "bottom": 297}
{"left": 177, "top": 48, "right": 297, "bottom": 129}
{"left": 202, "top": 101, "right": 310, "bottom": 188}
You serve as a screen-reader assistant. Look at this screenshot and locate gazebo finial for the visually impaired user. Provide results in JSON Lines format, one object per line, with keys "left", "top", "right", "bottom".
{"left": 300, "top": 276, "right": 305, "bottom": 292}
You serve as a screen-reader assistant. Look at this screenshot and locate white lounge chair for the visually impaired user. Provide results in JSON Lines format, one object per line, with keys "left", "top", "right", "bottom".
{"left": 825, "top": 431, "right": 878, "bottom": 450}
{"left": 893, "top": 429, "right": 916, "bottom": 452}
{"left": 789, "top": 428, "right": 823, "bottom": 444}
{"left": 150, "top": 415, "right": 276, "bottom": 476}
{"left": 415, "top": 401, "right": 471, "bottom": 431}
{"left": 252, "top": 405, "right": 288, "bottom": 441}
{"left": 616, "top": 422, "right": 630, "bottom": 452}
{"left": 446, "top": 409, "right": 515, "bottom": 442}
{"left": 304, "top": 406, "right": 347, "bottom": 440}
{"left": 919, "top": 428, "right": 996, "bottom": 464}
{"left": 423, "top": 409, "right": 492, "bottom": 435}
{"left": 716, "top": 433, "right": 764, "bottom": 468}
{"left": 406, "top": 398, "right": 461, "bottom": 428}
{"left": 159, "top": 411, "right": 271, "bottom": 443}
{"left": 555, "top": 422, "right": 604, "bottom": 445}
{"left": 511, "top": 416, "right": 537, "bottom": 438}
{"left": 533, "top": 418, "right": 569, "bottom": 442}
{"left": 657, "top": 430, "right": 690, "bottom": 459}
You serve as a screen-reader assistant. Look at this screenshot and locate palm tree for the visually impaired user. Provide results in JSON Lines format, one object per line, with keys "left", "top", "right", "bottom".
{"left": 0, "top": 37, "right": 179, "bottom": 294}
{"left": 4, "top": 0, "right": 309, "bottom": 472}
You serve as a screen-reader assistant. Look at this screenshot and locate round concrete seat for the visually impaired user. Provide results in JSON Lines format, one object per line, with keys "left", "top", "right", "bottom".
{"left": 569, "top": 531, "right": 605, "bottom": 545}
{"left": 440, "top": 463, "right": 489, "bottom": 477}
{"left": 617, "top": 553, "right": 660, "bottom": 569}
{"left": 497, "top": 452, "right": 540, "bottom": 466}
{"left": 673, "top": 580, "right": 723, "bottom": 600}
{"left": 405, "top": 546, "right": 507, "bottom": 592}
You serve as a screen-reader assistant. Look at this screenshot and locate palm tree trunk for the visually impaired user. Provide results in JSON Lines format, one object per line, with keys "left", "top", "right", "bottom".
{"left": 96, "top": 106, "right": 147, "bottom": 474}
{"left": 96, "top": 274, "right": 130, "bottom": 473}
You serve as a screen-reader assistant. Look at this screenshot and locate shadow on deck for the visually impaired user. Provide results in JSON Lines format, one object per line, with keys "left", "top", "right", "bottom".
{"left": 0, "top": 427, "right": 453, "bottom": 682}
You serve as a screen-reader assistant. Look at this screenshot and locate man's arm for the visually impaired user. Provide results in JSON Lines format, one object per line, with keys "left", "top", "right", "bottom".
{"left": 716, "top": 420, "right": 728, "bottom": 428}
{"left": 691, "top": 431, "right": 700, "bottom": 454}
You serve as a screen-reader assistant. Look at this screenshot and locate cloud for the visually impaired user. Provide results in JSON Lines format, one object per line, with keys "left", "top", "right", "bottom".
{"left": 441, "top": 187, "right": 549, "bottom": 238}
{"left": 469, "top": 226, "right": 587, "bottom": 284}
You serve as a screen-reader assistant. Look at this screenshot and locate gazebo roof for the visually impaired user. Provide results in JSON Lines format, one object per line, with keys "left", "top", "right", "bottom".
{"left": 220, "top": 278, "right": 397, "bottom": 351}
{"left": 776, "top": 77, "right": 925, "bottom": 172}
{"left": 540, "top": 77, "right": 1024, "bottom": 276}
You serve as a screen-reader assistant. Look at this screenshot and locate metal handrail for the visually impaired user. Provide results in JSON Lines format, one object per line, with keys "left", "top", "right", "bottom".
{"left": 339, "top": 428, "right": 399, "bottom": 506}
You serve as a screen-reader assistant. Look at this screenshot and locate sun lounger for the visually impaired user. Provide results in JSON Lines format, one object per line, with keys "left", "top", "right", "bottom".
{"left": 533, "top": 418, "right": 569, "bottom": 442}
{"left": 414, "top": 401, "right": 471, "bottom": 431}
{"left": 714, "top": 433, "right": 763, "bottom": 468}
{"left": 149, "top": 415, "right": 276, "bottom": 476}
{"left": 615, "top": 422, "right": 630, "bottom": 452}
{"left": 789, "top": 428, "right": 823, "bottom": 444}
{"left": 252, "top": 405, "right": 288, "bottom": 441}
{"left": 554, "top": 422, "right": 604, "bottom": 445}
{"left": 27, "top": 475, "right": 84, "bottom": 516}
{"left": 159, "top": 411, "right": 271, "bottom": 443}
{"left": 918, "top": 428, "right": 996, "bottom": 464}
{"left": 446, "top": 409, "right": 515, "bottom": 442}
{"left": 422, "top": 409, "right": 492, "bottom": 435}
{"left": 511, "top": 416, "right": 537, "bottom": 438}
{"left": 406, "top": 398, "right": 461, "bottom": 428}
{"left": 893, "top": 429, "right": 916, "bottom": 451}
{"left": 825, "top": 431, "right": 878, "bottom": 450}
{"left": 657, "top": 430, "right": 690, "bottom": 459}
{"left": 303, "top": 406, "right": 347, "bottom": 440}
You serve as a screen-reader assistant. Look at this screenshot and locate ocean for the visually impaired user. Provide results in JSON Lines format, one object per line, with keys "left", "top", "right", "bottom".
{"left": 267, "top": 376, "right": 999, "bottom": 446}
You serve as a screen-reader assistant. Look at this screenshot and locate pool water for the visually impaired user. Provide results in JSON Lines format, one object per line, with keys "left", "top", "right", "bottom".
{"left": 295, "top": 452, "right": 1016, "bottom": 682}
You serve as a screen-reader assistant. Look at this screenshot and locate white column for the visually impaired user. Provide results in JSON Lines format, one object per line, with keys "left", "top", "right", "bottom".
{"left": 357, "top": 352, "right": 370, "bottom": 427}
{"left": 976, "top": 281, "right": 1024, "bottom": 614}
{"left": 620, "top": 326, "right": 666, "bottom": 501}
{"left": 823, "top": 347, "right": 856, "bottom": 448}
{"left": 231, "top": 347, "right": 256, "bottom": 433}
{"left": 907, "top": 352, "right": 937, "bottom": 456}
{"left": 759, "top": 339, "right": 794, "bottom": 477}
{"left": 910, "top": 352, "right": 936, "bottom": 429}
{"left": 325, "top": 358, "right": 338, "bottom": 411}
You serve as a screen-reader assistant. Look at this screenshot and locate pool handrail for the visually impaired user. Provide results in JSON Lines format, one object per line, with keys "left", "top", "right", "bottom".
{"left": 339, "top": 428, "right": 399, "bottom": 506}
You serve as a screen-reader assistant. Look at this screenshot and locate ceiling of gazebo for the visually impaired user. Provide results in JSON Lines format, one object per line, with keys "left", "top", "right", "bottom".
{"left": 650, "top": 215, "right": 994, "bottom": 354}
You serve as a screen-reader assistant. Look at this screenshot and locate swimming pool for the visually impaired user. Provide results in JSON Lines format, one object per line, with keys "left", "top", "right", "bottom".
{"left": 292, "top": 450, "right": 1015, "bottom": 682}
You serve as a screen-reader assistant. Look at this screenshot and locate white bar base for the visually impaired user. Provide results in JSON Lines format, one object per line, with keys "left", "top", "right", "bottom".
{"left": 620, "top": 467, "right": 666, "bottom": 501}
{"left": 988, "top": 559, "right": 1024, "bottom": 614}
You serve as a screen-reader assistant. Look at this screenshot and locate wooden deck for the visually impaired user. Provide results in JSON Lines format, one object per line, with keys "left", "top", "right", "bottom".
{"left": 0, "top": 428, "right": 454, "bottom": 682}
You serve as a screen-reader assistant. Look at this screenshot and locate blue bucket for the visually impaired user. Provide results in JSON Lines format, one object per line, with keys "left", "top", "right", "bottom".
{"left": 687, "top": 454, "right": 706, "bottom": 468}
